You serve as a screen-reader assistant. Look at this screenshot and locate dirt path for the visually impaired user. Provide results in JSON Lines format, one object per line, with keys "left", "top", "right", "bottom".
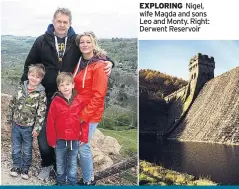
{"left": 1, "top": 130, "right": 55, "bottom": 185}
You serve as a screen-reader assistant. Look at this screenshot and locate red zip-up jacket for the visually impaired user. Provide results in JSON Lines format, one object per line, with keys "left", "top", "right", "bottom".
{"left": 73, "top": 61, "right": 109, "bottom": 123}
{"left": 46, "top": 92, "right": 89, "bottom": 147}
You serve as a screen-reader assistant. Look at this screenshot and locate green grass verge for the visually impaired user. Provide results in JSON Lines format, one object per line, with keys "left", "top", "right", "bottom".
{"left": 139, "top": 161, "right": 217, "bottom": 186}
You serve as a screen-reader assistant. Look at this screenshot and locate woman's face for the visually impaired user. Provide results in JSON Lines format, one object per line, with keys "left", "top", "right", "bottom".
{"left": 79, "top": 35, "right": 94, "bottom": 55}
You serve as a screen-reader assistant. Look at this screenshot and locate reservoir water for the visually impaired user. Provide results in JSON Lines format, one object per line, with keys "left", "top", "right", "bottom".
{"left": 140, "top": 138, "right": 239, "bottom": 185}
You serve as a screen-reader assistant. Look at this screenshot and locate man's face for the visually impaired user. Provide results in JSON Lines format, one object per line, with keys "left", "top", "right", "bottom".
{"left": 53, "top": 12, "right": 71, "bottom": 37}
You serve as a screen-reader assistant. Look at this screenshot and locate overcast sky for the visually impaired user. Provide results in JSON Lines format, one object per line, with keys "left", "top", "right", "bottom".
{"left": 139, "top": 40, "right": 239, "bottom": 80}
{"left": 1, "top": 0, "right": 137, "bottom": 38}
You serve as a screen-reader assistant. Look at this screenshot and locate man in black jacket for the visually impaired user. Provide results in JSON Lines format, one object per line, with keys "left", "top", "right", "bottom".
{"left": 21, "top": 7, "right": 113, "bottom": 181}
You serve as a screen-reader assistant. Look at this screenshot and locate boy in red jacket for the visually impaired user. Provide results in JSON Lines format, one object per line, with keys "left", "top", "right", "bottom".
{"left": 46, "top": 72, "right": 88, "bottom": 185}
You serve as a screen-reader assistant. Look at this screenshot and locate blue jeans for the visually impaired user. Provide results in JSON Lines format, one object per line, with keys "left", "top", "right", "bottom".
{"left": 79, "top": 122, "right": 98, "bottom": 182}
{"left": 55, "top": 139, "right": 79, "bottom": 185}
{"left": 11, "top": 122, "right": 33, "bottom": 170}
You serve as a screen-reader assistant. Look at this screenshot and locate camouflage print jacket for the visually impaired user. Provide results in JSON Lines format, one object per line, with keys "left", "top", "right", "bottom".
{"left": 6, "top": 80, "right": 47, "bottom": 133}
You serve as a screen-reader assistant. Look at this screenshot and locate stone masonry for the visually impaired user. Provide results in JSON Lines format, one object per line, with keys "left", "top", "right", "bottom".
{"left": 163, "top": 53, "right": 239, "bottom": 145}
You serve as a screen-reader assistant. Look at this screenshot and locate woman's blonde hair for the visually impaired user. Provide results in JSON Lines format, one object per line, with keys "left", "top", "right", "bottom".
{"left": 75, "top": 31, "right": 107, "bottom": 56}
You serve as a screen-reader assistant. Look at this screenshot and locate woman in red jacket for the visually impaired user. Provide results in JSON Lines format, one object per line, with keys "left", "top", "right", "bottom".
{"left": 73, "top": 31, "right": 109, "bottom": 185}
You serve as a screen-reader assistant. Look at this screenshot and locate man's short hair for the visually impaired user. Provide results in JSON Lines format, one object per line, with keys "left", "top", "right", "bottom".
{"left": 56, "top": 72, "right": 74, "bottom": 87}
{"left": 28, "top": 64, "right": 45, "bottom": 78}
{"left": 53, "top": 7, "right": 72, "bottom": 22}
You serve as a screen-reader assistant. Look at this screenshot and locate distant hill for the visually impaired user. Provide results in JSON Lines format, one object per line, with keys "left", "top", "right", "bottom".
{"left": 139, "top": 69, "right": 187, "bottom": 99}
{"left": 139, "top": 69, "right": 187, "bottom": 132}
{"left": 1, "top": 34, "right": 137, "bottom": 93}
{"left": 1, "top": 35, "right": 137, "bottom": 70}
{"left": 1, "top": 35, "right": 35, "bottom": 68}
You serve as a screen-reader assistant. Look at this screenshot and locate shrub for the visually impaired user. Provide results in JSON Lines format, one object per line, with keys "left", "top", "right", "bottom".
{"left": 116, "top": 114, "right": 131, "bottom": 126}
{"left": 98, "top": 117, "right": 115, "bottom": 130}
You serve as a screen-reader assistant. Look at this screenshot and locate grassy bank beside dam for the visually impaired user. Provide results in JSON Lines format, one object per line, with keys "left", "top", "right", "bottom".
{"left": 139, "top": 161, "right": 217, "bottom": 186}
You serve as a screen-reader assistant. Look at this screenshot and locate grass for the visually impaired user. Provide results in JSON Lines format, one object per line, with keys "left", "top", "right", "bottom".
{"left": 139, "top": 160, "right": 217, "bottom": 186}
{"left": 99, "top": 128, "right": 137, "bottom": 156}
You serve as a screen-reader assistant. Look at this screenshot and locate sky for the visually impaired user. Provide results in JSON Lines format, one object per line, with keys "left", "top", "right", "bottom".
{"left": 139, "top": 40, "right": 239, "bottom": 80}
{"left": 1, "top": 0, "right": 137, "bottom": 38}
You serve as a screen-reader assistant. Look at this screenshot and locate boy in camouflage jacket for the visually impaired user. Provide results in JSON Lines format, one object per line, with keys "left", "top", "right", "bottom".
{"left": 6, "top": 64, "right": 47, "bottom": 180}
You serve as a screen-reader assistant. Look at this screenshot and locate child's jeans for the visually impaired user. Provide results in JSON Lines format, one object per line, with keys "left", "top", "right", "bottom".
{"left": 55, "top": 139, "right": 79, "bottom": 185}
{"left": 11, "top": 122, "right": 33, "bottom": 171}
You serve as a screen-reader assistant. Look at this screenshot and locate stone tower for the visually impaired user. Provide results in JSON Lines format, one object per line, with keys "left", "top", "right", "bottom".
{"left": 189, "top": 53, "right": 215, "bottom": 96}
{"left": 162, "top": 53, "right": 216, "bottom": 136}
